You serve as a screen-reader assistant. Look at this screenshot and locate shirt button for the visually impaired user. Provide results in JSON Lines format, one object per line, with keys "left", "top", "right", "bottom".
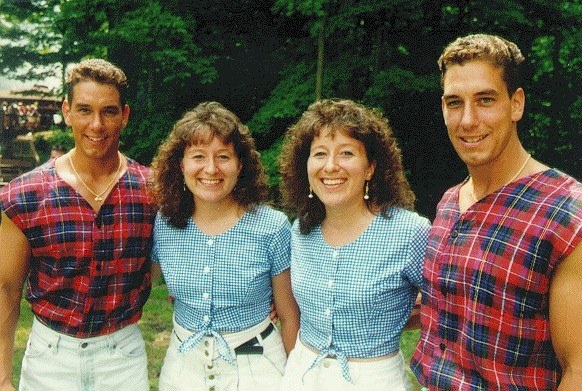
{"left": 81, "top": 342, "right": 88, "bottom": 348}
{"left": 204, "top": 266, "right": 211, "bottom": 273}
{"left": 332, "top": 250, "right": 338, "bottom": 258}
{"left": 327, "top": 280, "right": 334, "bottom": 288}
{"left": 207, "top": 239, "right": 214, "bottom": 246}
{"left": 203, "top": 315, "right": 210, "bottom": 323}
{"left": 204, "top": 340, "right": 210, "bottom": 347}
{"left": 208, "top": 374, "right": 215, "bottom": 380}
{"left": 439, "top": 342, "right": 446, "bottom": 351}
{"left": 325, "top": 308, "right": 331, "bottom": 316}
{"left": 202, "top": 292, "right": 210, "bottom": 300}
{"left": 451, "top": 230, "right": 459, "bottom": 238}
{"left": 205, "top": 350, "right": 210, "bottom": 357}
{"left": 323, "top": 360, "right": 331, "bottom": 368}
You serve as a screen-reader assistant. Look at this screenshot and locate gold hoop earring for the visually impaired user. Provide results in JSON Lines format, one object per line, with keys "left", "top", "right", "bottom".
{"left": 363, "top": 181, "right": 369, "bottom": 200}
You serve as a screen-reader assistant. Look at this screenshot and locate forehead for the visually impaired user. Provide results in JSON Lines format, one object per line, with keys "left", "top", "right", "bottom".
{"left": 311, "top": 127, "right": 363, "bottom": 147}
{"left": 186, "top": 135, "right": 234, "bottom": 150}
{"left": 443, "top": 60, "right": 506, "bottom": 96}
{"left": 70, "top": 80, "right": 122, "bottom": 107}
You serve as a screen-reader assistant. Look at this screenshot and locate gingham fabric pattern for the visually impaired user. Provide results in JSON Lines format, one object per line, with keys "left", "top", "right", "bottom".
{"left": 152, "top": 204, "right": 290, "bottom": 361}
{"left": 411, "top": 169, "right": 582, "bottom": 390}
{"left": 291, "top": 207, "right": 430, "bottom": 382}
{"left": 0, "top": 158, "right": 156, "bottom": 337}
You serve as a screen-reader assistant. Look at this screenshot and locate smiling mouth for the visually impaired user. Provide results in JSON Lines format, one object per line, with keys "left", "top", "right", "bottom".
{"left": 87, "top": 136, "right": 106, "bottom": 142}
{"left": 322, "top": 178, "right": 346, "bottom": 185}
{"left": 199, "top": 179, "right": 221, "bottom": 185}
{"left": 460, "top": 135, "right": 487, "bottom": 143}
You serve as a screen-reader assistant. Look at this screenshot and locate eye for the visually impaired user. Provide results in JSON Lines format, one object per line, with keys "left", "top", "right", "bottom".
{"left": 445, "top": 100, "right": 462, "bottom": 108}
{"left": 480, "top": 97, "right": 495, "bottom": 104}
{"left": 311, "top": 151, "right": 326, "bottom": 158}
{"left": 217, "top": 154, "right": 231, "bottom": 161}
{"left": 339, "top": 150, "right": 354, "bottom": 157}
{"left": 103, "top": 108, "right": 120, "bottom": 116}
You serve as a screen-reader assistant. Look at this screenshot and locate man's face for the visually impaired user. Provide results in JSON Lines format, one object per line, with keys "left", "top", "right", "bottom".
{"left": 441, "top": 60, "right": 524, "bottom": 170}
{"left": 62, "top": 80, "right": 129, "bottom": 161}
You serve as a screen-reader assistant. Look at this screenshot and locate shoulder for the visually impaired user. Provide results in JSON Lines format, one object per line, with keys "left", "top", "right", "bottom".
{"left": 379, "top": 207, "right": 431, "bottom": 233}
{"left": 125, "top": 158, "right": 151, "bottom": 181}
{"left": 247, "top": 204, "right": 290, "bottom": 229}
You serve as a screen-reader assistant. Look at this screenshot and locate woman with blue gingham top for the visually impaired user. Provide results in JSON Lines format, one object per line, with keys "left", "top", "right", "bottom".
{"left": 151, "top": 102, "right": 299, "bottom": 391}
{"left": 279, "top": 99, "right": 430, "bottom": 390}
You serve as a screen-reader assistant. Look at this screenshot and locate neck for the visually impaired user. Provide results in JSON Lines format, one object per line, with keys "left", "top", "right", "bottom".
{"left": 469, "top": 149, "right": 530, "bottom": 195}
{"left": 324, "top": 201, "right": 372, "bottom": 228}
{"left": 70, "top": 149, "right": 121, "bottom": 177}
{"left": 193, "top": 198, "right": 245, "bottom": 236}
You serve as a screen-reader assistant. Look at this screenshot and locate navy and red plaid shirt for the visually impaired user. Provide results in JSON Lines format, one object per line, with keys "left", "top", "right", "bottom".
{"left": 411, "top": 169, "right": 582, "bottom": 390}
{"left": 0, "top": 157, "right": 157, "bottom": 337}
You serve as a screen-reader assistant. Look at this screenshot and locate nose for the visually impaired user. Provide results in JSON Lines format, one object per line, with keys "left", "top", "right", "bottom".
{"left": 460, "top": 103, "right": 478, "bottom": 129}
{"left": 204, "top": 158, "right": 217, "bottom": 174}
{"left": 324, "top": 155, "right": 339, "bottom": 172}
{"left": 90, "top": 113, "right": 105, "bottom": 130}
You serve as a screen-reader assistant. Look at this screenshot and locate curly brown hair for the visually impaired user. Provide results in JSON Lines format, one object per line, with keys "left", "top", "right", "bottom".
{"left": 66, "top": 59, "right": 128, "bottom": 106}
{"left": 279, "top": 98, "right": 415, "bottom": 234}
{"left": 151, "top": 102, "right": 268, "bottom": 228}
{"left": 438, "top": 34, "right": 525, "bottom": 95}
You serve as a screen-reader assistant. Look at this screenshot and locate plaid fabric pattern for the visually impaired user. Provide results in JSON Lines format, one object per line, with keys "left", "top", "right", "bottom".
{"left": 291, "top": 208, "right": 430, "bottom": 381}
{"left": 152, "top": 204, "right": 290, "bottom": 335}
{"left": 411, "top": 169, "right": 582, "bottom": 390}
{"left": 0, "top": 158, "right": 157, "bottom": 337}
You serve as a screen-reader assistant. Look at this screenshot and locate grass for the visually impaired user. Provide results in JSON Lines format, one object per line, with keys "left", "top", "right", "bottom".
{"left": 14, "top": 281, "right": 422, "bottom": 390}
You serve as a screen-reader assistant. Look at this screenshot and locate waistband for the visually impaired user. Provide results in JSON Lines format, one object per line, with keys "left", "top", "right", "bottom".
{"left": 31, "top": 316, "right": 139, "bottom": 351}
{"left": 172, "top": 316, "right": 274, "bottom": 363}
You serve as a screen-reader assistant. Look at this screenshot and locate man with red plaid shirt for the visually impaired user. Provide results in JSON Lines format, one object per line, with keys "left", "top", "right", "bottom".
{"left": 411, "top": 34, "right": 582, "bottom": 390}
{"left": 0, "top": 59, "right": 157, "bottom": 390}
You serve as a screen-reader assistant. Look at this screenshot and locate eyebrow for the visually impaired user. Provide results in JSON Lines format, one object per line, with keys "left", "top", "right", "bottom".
{"left": 442, "top": 89, "right": 499, "bottom": 100}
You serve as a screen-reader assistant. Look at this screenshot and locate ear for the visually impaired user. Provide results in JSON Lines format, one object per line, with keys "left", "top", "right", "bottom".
{"left": 511, "top": 88, "right": 525, "bottom": 122}
{"left": 121, "top": 104, "right": 130, "bottom": 129}
{"left": 366, "top": 160, "right": 377, "bottom": 180}
{"left": 62, "top": 100, "right": 71, "bottom": 126}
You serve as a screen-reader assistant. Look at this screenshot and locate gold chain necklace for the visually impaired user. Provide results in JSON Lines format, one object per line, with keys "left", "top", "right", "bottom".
{"left": 470, "top": 154, "right": 531, "bottom": 203}
{"left": 68, "top": 152, "right": 123, "bottom": 202}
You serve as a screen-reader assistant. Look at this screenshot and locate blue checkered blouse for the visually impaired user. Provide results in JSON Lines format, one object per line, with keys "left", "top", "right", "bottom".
{"left": 291, "top": 207, "right": 430, "bottom": 380}
{"left": 152, "top": 204, "right": 291, "bottom": 360}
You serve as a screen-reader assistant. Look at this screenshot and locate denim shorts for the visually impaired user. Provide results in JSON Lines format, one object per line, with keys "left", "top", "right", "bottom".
{"left": 19, "top": 317, "right": 148, "bottom": 391}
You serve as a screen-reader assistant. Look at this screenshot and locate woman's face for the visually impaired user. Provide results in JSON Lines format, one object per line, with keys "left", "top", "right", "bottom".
{"left": 181, "top": 136, "right": 242, "bottom": 208}
{"left": 307, "top": 127, "right": 375, "bottom": 212}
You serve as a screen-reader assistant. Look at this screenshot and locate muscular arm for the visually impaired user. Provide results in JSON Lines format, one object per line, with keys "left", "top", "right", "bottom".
{"left": 550, "top": 242, "right": 582, "bottom": 390}
{"left": 0, "top": 212, "right": 31, "bottom": 391}
{"left": 271, "top": 269, "right": 300, "bottom": 355}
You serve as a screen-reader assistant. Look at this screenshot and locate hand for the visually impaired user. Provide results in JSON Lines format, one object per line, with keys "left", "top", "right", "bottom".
{"left": 269, "top": 302, "right": 279, "bottom": 324}
{"left": 0, "top": 379, "right": 16, "bottom": 391}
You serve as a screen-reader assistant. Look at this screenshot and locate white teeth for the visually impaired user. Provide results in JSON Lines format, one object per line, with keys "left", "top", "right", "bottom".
{"left": 322, "top": 179, "right": 345, "bottom": 185}
{"left": 88, "top": 136, "right": 105, "bottom": 142}
{"left": 462, "top": 135, "right": 486, "bottom": 143}
{"left": 200, "top": 179, "right": 220, "bottom": 185}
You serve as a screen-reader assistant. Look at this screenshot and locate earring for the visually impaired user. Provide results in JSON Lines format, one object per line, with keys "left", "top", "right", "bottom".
{"left": 308, "top": 187, "right": 314, "bottom": 199}
{"left": 363, "top": 181, "right": 369, "bottom": 200}
{"left": 183, "top": 180, "right": 186, "bottom": 192}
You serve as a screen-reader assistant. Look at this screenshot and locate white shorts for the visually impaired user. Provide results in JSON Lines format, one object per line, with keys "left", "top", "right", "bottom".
{"left": 280, "top": 338, "right": 413, "bottom": 391}
{"left": 19, "top": 317, "right": 148, "bottom": 391}
{"left": 159, "top": 316, "right": 287, "bottom": 390}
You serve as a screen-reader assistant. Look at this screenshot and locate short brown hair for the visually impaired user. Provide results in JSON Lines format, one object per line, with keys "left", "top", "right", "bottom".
{"left": 151, "top": 102, "right": 268, "bottom": 228}
{"left": 279, "top": 99, "right": 415, "bottom": 234}
{"left": 438, "top": 34, "right": 525, "bottom": 95}
{"left": 66, "top": 59, "right": 128, "bottom": 106}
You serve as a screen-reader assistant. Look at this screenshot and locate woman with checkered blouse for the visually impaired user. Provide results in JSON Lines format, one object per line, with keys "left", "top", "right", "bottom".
{"left": 278, "top": 99, "right": 430, "bottom": 390}
{"left": 150, "top": 102, "right": 300, "bottom": 390}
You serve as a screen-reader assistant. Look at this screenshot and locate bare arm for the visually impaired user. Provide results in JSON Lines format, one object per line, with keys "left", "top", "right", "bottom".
{"left": 550, "top": 242, "right": 582, "bottom": 390}
{"left": 0, "top": 212, "right": 31, "bottom": 391}
{"left": 271, "top": 269, "right": 300, "bottom": 355}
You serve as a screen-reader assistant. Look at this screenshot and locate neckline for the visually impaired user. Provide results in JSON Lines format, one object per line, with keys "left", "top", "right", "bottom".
{"left": 318, "top": 213, "right": 380, "bottom": 249}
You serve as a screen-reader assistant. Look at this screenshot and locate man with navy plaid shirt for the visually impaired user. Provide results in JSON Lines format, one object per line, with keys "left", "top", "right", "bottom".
{"left": 411, "top": 34, "right": 582, "bottom": 390}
